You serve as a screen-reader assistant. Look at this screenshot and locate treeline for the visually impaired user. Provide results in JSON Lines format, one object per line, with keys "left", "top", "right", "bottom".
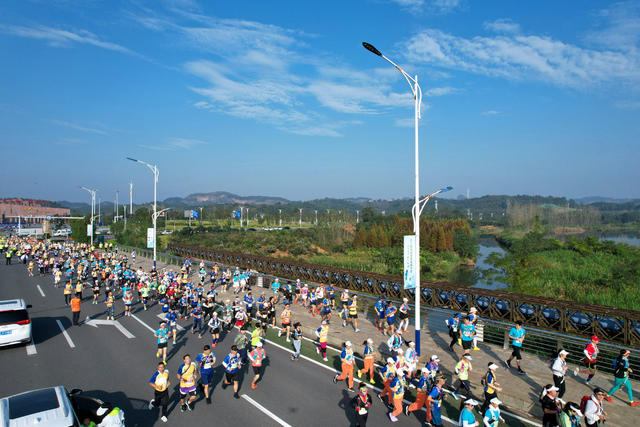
{"left": 353, "top": 216, "right": 471, "bottom": 253}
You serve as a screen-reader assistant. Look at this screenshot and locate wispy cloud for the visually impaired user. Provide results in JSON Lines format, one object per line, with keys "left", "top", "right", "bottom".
{"left": 585, "top": 1, "right": 640, "bottom": 49}
{"left": 139, "top": 137, "right": 206, "bottom": 151}
{"left": 483, "top": 19, "right": 521, "bottom": 34}
{"left": 0, "top": 24, "right": 137, "bottom": 55}
{"left": 389, "top": 0, "right": 463, "bottom": 14}
{"left": 51, "top": 119, "right": 107, "bottom": 135}
{"left": 481, "top": 110, "right": 500, "bottom": 116}
{"left": 405, "top": 28, "right": 640, "bottom": 88}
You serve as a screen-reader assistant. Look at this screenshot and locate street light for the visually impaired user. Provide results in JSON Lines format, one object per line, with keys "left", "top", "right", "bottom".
{"left": 127, "top": 157, "right": 159, "bottom": 270}
{"left": 363, "top": 41, "right": 425, "bottom": 355}
{"left": 299, "top": 208, "right": 302, "bottom": 228}
{"left": 79, "top": 186, "right": 97, "bottom": 247}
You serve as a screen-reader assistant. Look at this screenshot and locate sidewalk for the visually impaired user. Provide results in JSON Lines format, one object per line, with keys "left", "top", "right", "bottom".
{"left": 135, "top": 255, "right": 640, "bottom": 425}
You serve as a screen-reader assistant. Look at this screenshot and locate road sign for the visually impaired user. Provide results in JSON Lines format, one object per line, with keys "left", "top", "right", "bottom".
{"left": 233, "top": 210, "right": 241, "bottom": 219}
{"left": 403, "top": 235, "right": 417, "bottom": 289}
{"left": 192, "top": 210, "right": 199, "bottom": 219}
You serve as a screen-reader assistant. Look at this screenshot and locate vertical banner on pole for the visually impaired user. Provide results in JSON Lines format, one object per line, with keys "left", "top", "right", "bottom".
{"left": 86, "top": 224, "right": 93, "bottom": 237}
{"left": 404, "top": 235, "right": 417, "bottom": 289}
{"left": 147, "top": 227, "right": 155, "bottom": 248}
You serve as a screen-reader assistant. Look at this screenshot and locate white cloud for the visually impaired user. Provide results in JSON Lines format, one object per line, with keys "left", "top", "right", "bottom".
{"left": 585, "top": 1, "right": 640, "bottom": 49}
{"left": 481, "top": 110, "right": 500, "bottom": 116}
{"left": 424, "top": 86, "right": 457, "bottom": 96}
{"left": 50, "top": 119, "right": 107, "bottom": 135}
{"left": 405, "top": 29, "right": 640, "bottom": 88}
{"left": 483, "top": 19, "right": 521, "bottom": 34}
{"left": 139, "top": 137, "right": 206, "bottom": 151}
{"left": 390, "top": 0, "right": 462, "bottom": 13}
{"left": 0, "top": 24, "right": 137, "bottom": 55}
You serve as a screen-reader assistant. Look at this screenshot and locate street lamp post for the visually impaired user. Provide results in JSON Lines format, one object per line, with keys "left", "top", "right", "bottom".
{"left": 115, "top": 190, "right": 119, "bottom": 222}
{"left": 363, "top": 41, "right": 426, "bottom": 355}
{"left": 127, "top": 157, "right": 159, "bottom": 270}
{"left": 299, "top": 208, "right": 302, "bottom": 228}
{"left": 80, "top": 186, "right": 97, "bottom": 247}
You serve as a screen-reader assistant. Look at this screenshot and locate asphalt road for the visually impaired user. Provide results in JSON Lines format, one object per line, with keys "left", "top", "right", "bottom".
{"left": 0, "top": 262, "right": 455, "bottom": 427}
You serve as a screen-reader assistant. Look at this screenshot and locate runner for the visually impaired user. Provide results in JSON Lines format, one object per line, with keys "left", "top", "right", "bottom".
{"left": 154, "top": 322, "right": 169, "bottom": 364}
{"left": 551, "top": 349, "right": 570, "bottom": 399}
{"left": 123, "top": 287, "right": 134, "bottom": 317}
{"left": 92, "top": 280, "right": 100, "bottom": 305}
{"left": 195, "top": 345, "right": 215, "bottom": 404}
{"left": 405, "top": 367, "right": 430, "bottom": 417}
{"left": 191, "top": 303, "right": 203, "bottom": 337}
{"left": 177, "top": 354, "right": 198, "bottom": 412}
{"left": 469, "top": 307, "right": 480, "bottom": 350}
{"left": 540, "top": 384, "right": 562, "bottom": 427}
{"left": 452, "top": 354, "right": 473, "bottom": 400}
{"left": 270, "top": 278, "right": 280, "bottom": 304}
{"left": 404, "top": 341, "right": 418, "bottom": 383}
{"left": 378, "top": 358, "right": 396, "bottom": 406}
{"left": 581, "top": 335, "right": 600, "bottom": 385}
{"left": 604, "top": 348, "right": 640, "bottom": 406}
{"left": 320, "top": 294, "right": 332, "bottom": 323}
{"left": 234, "top": 328, "right": 249, "bottom": 364}
{"left": 333, "top": 341, "right": 355, "bottom": 392}
{"left": 398, "top": 298, "right": 410, "bottom": 334}
{"left": 460, "top": 316, "right": 476, "bottom": 356}
{"left": 148, "top": 362, "right": 170, "bottom": 423}
{"left": 583, "top": 388, "right": 607, "bottom": 427}
{"left": 352, "top": 382, "right": 372, "bottom": 427}
{"left": 426, "top": 375, "right": 447, "bottom": 427}
{"left": 374, "top": 295, "right": 386, "bottom": 332}
{"left": 248, "top": 341, "right": 266, "bottom": 389}
{"left": 480, "top": 363, "right": 502, "bottom": 416}
{"left": 207, "top": 312, "right": 221, "bottom": 348}
{"left": 384, "top": 300, "right": 397, "bottom": 336}
{"left": 483, "top": 397, "right": 506, "bottom": 427}
{"left": 166, "top": 307, "right": 178, "bottom": 345}
{"left": 64, "top": 280, "right": 73, "bottom": 305}
{"left": 346, "top": 296, "right": 360, "bottom": 332}
{"left": 278, "top": 303, "right": 292, "bottom": 342}
{"left": 315, "top": 320, "right": 329, "bottom": 361}
{"left": 291, "top": 322, "right": 302, "bottom": 361}
{"left": 222, "top": 345, "right": 242, "bottom": 399}
{"left": 357, "top": 338, "right": 376, "bottom": 384}
{"left": 105, "top": 291, "right": 115, "bottom": 320}
{"left": 459, "top": 399, "right": 480, "bottom": 427}
{"left": 505, "top": 320, "right": 526, "bottom": 374}
{"left": 387, "top": 368, "right": 406, "bottom": 422}
{"left": 445, "top": 313, "right": 462, "bottom": 351}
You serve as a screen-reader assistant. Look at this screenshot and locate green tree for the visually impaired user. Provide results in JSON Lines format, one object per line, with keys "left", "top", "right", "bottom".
{"left": 453, "top": 229, "right": 479, "bottom": 259}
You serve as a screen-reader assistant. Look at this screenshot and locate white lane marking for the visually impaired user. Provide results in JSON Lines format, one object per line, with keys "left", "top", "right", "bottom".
{"left": 56, "top": 319, "right": 76, "bottom": 348}
{"left": 26, "top": 341, "right": 37, "bottom": 355}
{"left": 241, "top": 394, "right": 293, "bottom": 427}
{"left": 156, "top": 313, "right": 185, "bottom": 331}
{"left": 36, "top": 285, "right": 45, "bottom": 297}
{"left": 131, "top": 314, "right": 157, "bottom": 333}
{"left": 85, "top": 316, "right": 135, "bottom": 339}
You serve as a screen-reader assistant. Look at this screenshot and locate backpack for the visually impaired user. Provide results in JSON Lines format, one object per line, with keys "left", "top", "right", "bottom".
{"left": 579, "top": 395, "right": 591, "bottom": 415}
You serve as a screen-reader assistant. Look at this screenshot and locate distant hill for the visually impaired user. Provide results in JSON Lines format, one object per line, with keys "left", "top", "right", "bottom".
{"left": 574, "top": 196, "right": 637, "bottom": 205}
{"left": 167, "top": 191, "right": 290, "bottom": 206}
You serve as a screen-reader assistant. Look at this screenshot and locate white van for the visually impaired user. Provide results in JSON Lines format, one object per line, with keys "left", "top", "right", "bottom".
{"left": 0, "top": 299, "right": 32, "bottom": 347}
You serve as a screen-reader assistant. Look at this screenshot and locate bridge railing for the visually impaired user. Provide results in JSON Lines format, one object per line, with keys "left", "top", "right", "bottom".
{"left": 115, "top": 243, "right": 640, "bottom": 378}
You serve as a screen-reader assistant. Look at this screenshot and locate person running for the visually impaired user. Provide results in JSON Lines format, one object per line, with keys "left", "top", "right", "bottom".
{"left": 123, "top": 288, "right": 134, "bottom": 317}
{"left": 315, "top": 320, "right": 329, "bottom": 361}
{"left": 64, "top": 280, "right": 73, "bottom": 305}
{"left": 604, "top": 348, "right": 640, "bottom": 406}
{"left": 584, "top": 388, "right": 607, "bottom": 427}
{"left": 384, "top": 301, "right": 397, "bottom": 336}
{"left": 92, "top": 280, "right": 100, "bottom": 305}
{"left": 459, "top": 399, "right": 480, "bottom": 427}
{"left": 581, "top": 335, "right": 600, "bottom": 385}
{"left": 148, "top": 362, "right": 170, "bottom": 423}
{"left": 166, "top": 308, "right": 178, "bottom": 345}
{"left": 333, "top": 341, "right": 355, "bottom": 392}
{"left": 445, "top": 314, "right": 462, "bottom": 351}
{"left": 374, "top": 296, "right": 386, "bottom": 332}
{"left": 387, "top": 330, "right": 404, "bottom": 353}
{"left": 480, "top": 363, "right": 502, "bottom": 416}
{"left": 105, "top": 291, "right": 115, "bottom": 320}
{"left": 405, "top": 367, "right": 431, "bottom": 417}
{"left": 460, "top": 316, "right": 476, "bottom": 356}
{"left": 387, "top": 368, "right": 406, "bottom": 422}
{"left": 558, "top": 401, "right": 582, "bottom": 427}
{"left": 154, "top": 322, "right": 169, "bottom": 364}
{"left": 291, "top": 322, "right": 303, "bottom": 361}
{"left": 278, "top": 303, "right": 292, "bottom": 342}
{"left": 505, "top": 320, "right": 526, "bottom": 374}
{"left": 404, "top": 341, "right": 418, "bottom": 383}
{"left": 551, "top": 349, "right": 570, "bottom": 399}
{"left": 270, "top": 278, "right": 280, "bottom": 304}
{"left": 191, "top": 303, "right": 203, "bottom": 338}
{"left": 540, "top": 384, "right": 562, "bottom": 427}
{"left": 339, "top": 289, "right": 349, "bottom": 322}
{"left": 452, "top": 354, "right": 473, "bottom": 400}
{"left": 177, "top": 354, "right": 198, "bottom": 412}
{"left": 398, "top": 298, "right": 410, "bottom": 334}
{"left": 426, "top": 375, "right": 447, "bottom": 427}
{"left": 222, "top": 345, "right": 242, "bottom": 399}
{"left": 248, "top": 341, "right": 266, "bottom": 389}
{"left": 357, "top": 338, "right": 376, "bottom": 384}
{"left": 320, "top": 295, "right": 332, "bottom": 323}
{"left": 234, "top": 328, "right": 249, "bottom": 364}
{"left": 195, "top": 345, "right": 215, "bottom": 404}
{"left": 352, "top": 382, "right": 372, "bottom": 427}
{"left": 378, "top": 358, "right": 396, "bottom": 406}
{"left": 469, "top": 307, "right": 480, "bottom": 350}
{"left": 207, "top": 312, "right": 221, "bottom": 348}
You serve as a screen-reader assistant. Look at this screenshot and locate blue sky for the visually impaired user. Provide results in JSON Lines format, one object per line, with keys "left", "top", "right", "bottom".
{"left": 1, "top": 0, "right": 639, "bottom": 203}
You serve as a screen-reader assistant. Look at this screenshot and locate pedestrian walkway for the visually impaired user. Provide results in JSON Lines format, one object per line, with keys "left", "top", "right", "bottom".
{"left": 134, "top": 254, "right": 640, "bottom": 426}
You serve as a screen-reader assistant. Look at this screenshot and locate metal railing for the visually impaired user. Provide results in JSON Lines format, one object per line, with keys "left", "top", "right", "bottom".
{"left": 116, "top": 243, "right": 640, "bottom": 378}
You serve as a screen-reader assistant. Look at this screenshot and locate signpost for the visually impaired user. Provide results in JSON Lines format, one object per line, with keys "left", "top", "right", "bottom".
{"left": 403, "top": 235, "right": 417, "bottom": 290}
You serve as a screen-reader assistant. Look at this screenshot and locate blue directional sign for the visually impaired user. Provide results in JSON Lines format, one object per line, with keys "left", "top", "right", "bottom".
{"left": 233, "top": 210, "right": 241, "bottom": 219}
{"left": 192, "top": 210, "right": 199, "bottom": 219}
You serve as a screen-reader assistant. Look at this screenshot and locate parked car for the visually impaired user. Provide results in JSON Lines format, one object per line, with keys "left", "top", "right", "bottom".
{"left": 0, "top": 299, "right": 32, "bottom": 347}
{"left": 0, "top": 386, "right": 125, "bottom": 427}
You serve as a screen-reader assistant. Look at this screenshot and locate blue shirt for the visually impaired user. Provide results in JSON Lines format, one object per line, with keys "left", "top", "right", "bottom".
{"left": 386, "top": 306, "right": 396, "bottom": 319}
{"left": 460, "top": 323, "right": 475, "bottom": 341}
{"left": 429, "top": 385, "right": 443, "bottom": 408}
{"left": 244, "top": 295, "right": 254, "bottom": 308}
{"left": 510, "top": 327, "right": 525, "bottom": 347}
{"left": 196, "top": 352, "right": 215, "bottom": 373}
{"left": 223, "top": 353, "right": 240, "bottom": 373}
{"left": 459, "top": 408, "right": 476, "bottom": 426}
{"left": 484, "top": 407, "right": 501, "bottom": 427}
{"left": 155, "top": 328, "right": 169, "bottom": 344}
{"left": 375, "top": 301, "right": 386, "bottom": 317}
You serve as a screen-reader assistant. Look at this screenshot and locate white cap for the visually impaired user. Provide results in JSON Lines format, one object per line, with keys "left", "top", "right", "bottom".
{"left": 321, "top": 320, "right": 327, "bottom": 325}
{"left": 256, "top": 341, "right": 263, "bottom": 347}
{"left": 559, "top": 349, "right": 569, "bottom": 356}
{"left": 367, "top": 338, "right": 374, "bottom": 344}
{"left": 421, "top": 367, "right": 429, "bottom": 373}
{"left": 345, "top": 341, "right": 352, "bottom": 347}
{"left": 387, "top": 357, "right": 394, "bottom": 364}
{"left": 403, "top": 297, "right": 408, "bottom": 302}
{"left": 396, "top": 369, "right": 405, "bottom": 376}
{"left": 464, "top": 399, "right": 479, "bottom": 406}
{"left": 547, "top": 386, "right": 559, "bottom": 392}
{"left": 431, "top": 354, "right": 439, "bottom": 361}
{"left": 408, "top": 341, "right": 415, "bottom": 347}
{"left": 469, "top": 307, "right": 477, "bottom": 313}
{"left": 488, "top": 363, "right": 499, "bottom": 370}
{"left": 568, "top": 404, "right": 583, "bottom": 417}
{"left": 396, "top": 349, "right": 403, "bottom": 354}
{"left": 463, "top": 355, "right": 472, "bottom": 360}
{"left": 490, "top": 397, "right": 502, "bottom": 405}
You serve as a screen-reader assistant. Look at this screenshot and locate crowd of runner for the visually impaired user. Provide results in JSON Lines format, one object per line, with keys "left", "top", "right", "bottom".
{"left": 1, "top": 235, "right": 636, "bottom": 426}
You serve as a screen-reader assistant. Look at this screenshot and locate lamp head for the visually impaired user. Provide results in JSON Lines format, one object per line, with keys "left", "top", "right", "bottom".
{"left": 362, "top": 42, "right": 382, "bottom": 57}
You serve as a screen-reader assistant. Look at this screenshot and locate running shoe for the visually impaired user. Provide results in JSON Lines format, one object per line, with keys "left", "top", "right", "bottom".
{"left": 181, "top": 404, "right": 186, "bottom": 412}
{"left": 148, "top": 400, "right": 154, "bottom": 410}
{"left": 631, "top": 401, "right": 640, "bottom": 407}
{"left": 347, "top": 388, "right": 355, "bottom": 392}
{"left": 186, "top": 402, "right": 192, "bottom": 411}
{"left": 517, "top": 368, "right": 526, "bottom": 375}
{"left": 333, "top": 375, "right": 338, "bottom": 384}
{"left": 357, "top": 371, "right": 362, "bottom": 379}
{"left": 323, "top": 357, "right": 328, "bottom": 361}
{"left": 161, "top": 416, "right": 168, "bottom": 422}
{"left": 451, "top": 392, "right": 459, "bottom": 400}
{"left": 604, "top": 395, "right": 612, "bottom": 402}
{"left": 233, "top": 392, "right": 240, "bottom": 399}
{"left": 504, "top": 359, "right": 511, "bottom": 368}
{"left": 369, "top": 379, "right": 375, "bottom": 384}
{"left": 404, "top": 405, "right": 409, "bottom": 416}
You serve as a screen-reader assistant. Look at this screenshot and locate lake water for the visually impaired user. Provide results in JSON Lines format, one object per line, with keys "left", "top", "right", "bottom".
{"left": 454, "top": 232, "right": 640, "bottom": 290}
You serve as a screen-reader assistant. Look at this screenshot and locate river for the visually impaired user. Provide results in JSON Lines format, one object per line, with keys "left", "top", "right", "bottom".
{"left": 452, "top": 233, "right": 640, "bottom": 290}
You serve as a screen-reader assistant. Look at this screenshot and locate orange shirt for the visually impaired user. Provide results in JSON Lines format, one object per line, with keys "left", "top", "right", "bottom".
{"left": 71, "top": 298, "right": 81, "bottom": 312}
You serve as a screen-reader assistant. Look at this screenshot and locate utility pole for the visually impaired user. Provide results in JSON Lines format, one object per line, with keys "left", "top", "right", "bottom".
{"left": 299, "top": 208, "right": 302, "bottom": 228}
{"left": 129, "top": 182, "right": 133, "bottom": 216}
{"left": 315, "top": 210, "right": 318, "bottom": 225}
{"left": 279, "top": 209, "right": 282, "bottom": 227}
{"left": 123, "top": 205, "right": 127, "bottom": 229}
{"left": 115, "top": 189, "right": 119, "bottom": 222}
{"left": 356, "top": 210, "right": 359, "bottom": 224}
{"left": 435, "top": 200, "right": 438, "bottom": 211}
{"left": 98, "top": 196, "right": 101, "bottom": 224}
{"left": 199, "top": 207, "right": 203, "bottom": 226}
